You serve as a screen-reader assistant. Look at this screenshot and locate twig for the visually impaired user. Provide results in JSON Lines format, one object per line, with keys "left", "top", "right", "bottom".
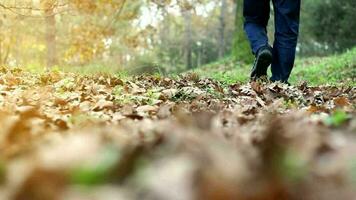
{"left": 105, "top": 0, "right": 127, "bottom": 30}
{"left": 0, "top": 3, "right": 69, "bottom": 17}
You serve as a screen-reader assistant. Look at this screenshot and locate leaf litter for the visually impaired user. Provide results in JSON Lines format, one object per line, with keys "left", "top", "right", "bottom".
{"left": 0, "top": 68, "right": 355, "bottom": 200}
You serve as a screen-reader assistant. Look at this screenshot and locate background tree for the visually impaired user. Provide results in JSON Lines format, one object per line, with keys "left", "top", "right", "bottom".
{"left": 232, "top": 0, "right": 253, "bottom": 63}
{"left": 218, "top": 0, "right": 227, "bottom": 58}
{"left": 183, "top": 9, "right": 193, "bottom": 69}
{"left": 41, "top": 0, "right": 57, "bottom": 68}
{"left": 299, "top": 0, "right": 356, "bottom": 55}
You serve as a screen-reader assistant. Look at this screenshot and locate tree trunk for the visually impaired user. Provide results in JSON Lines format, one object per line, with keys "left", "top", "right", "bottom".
{"left": 44, "top": 7, "right": 57, "bottom": 68}
{"left": 218, "top": 0, "right": 227, "bottom": 58}
{"left": 0, "top": 40, "right": 10, "bottom": 65}
{"left": 0, "top": 41, "right": 3, "bottom": 65}
{"left": 232, "top": 0, "right": 253, "bottom": 63}
{"left": 197, "top": 44, "right": 202, "bottom": 68}
{"left": 183, "top": 10, "right": 193, "bottom": 70}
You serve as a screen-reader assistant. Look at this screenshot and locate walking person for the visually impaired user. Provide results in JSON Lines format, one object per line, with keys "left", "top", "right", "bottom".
{"left": 243, "top": 0, "right": 301, "bottom": 84}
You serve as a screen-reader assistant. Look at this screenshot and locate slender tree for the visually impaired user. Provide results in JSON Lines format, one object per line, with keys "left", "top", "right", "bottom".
{"left": 42, "top": 0, "right": 57, "bottom": 68}
{"left": 183, "top": 9, "right": 193, "bottom": 69}
{"left": 232, "top": 0, "right": 253, "bottom": 63}
{"left": 218, "top": 0, "right": 227, "bottom": 58}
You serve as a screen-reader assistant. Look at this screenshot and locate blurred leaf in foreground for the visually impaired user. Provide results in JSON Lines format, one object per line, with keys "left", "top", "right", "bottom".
{"left": 278, "top": 151, "right": 308, "bottom": 183}
{"left": 324, "top": 110, "right": 349, "bottom": 127}
{"left": 0, "top": 159, "right": 5, "bottom": 184}
{"left": 349, "top": 159, "right": 356, "bottom": 184}
{"left": 70, "top": 146, "right": 121, "bottom": 186}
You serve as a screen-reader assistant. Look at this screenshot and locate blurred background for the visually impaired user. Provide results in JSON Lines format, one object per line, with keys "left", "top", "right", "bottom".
{"left": 0, "top": 0, "right": 355, "bottom": 74}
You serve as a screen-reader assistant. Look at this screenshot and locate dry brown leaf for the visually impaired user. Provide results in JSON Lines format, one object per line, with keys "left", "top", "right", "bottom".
{"left": 333, "top": 96, "right": 350, "bottom": 107}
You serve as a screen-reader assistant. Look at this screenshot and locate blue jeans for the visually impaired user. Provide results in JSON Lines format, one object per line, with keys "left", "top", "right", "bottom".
{"left": 243, "top": 0, "right": 301, "bottom": 82}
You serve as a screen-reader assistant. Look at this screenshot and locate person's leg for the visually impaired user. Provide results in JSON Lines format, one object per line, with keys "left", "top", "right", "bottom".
{"left": 243, "top": 0, "right": 270, "bottom": 54}
{"left": 271, "top": 0, "right": 301, "bottom": 83}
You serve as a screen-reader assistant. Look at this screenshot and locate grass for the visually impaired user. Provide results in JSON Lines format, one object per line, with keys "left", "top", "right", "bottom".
{"left": 57, "top": 64, "right": 122, "bottom": 75}
{"left": 191, "top": 57, "right": 249, "bottom": 85}
{"left": 192, "top": 48, "right": 356, "bottom": 86}
{"left": 23, "top": 62, "right": 123, "bottom": 76}
{"left": 17, "top": 47, "right": 356, "bottom": 87}
{"left": 292, "top": 49, "right": 355, "bottom": 85}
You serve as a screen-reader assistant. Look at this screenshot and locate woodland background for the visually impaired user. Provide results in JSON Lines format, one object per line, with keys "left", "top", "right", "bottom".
{"left": 0, "top": 0, "right": 355, "bottom": 73}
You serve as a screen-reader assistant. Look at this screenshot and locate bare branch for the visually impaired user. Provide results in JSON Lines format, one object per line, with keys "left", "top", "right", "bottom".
{"left": 0, "top": 3, "right": 67, "bottom": 11}
{"left": 0, "top": 2, "right": 70, "bottom": 17}
{"left": 105, "top": 0, "right": 127, "bottom": 30}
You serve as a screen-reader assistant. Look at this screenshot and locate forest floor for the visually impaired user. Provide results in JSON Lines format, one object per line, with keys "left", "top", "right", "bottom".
{"left": 0, "top": 50, "right": 355, "bottom": 200}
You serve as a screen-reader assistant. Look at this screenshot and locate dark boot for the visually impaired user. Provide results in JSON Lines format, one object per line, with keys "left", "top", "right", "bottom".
{"left": 250, "top": 45, "right": 273, "bottom": 81}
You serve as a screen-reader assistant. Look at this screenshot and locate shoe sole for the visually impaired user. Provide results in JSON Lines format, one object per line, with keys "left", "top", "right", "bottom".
{"left": 250, "top": 50, "right": 272, "bottom": 80}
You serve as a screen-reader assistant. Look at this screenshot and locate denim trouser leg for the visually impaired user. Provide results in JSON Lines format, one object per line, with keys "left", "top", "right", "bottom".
{"left": 243, "top": 0, "right": 270, "bottom": 55}
{"left": 243, "top": 0, "right": 301, "bottom": 82}
{"left": 271, "top": 0, "right": 301, "bottom": 82}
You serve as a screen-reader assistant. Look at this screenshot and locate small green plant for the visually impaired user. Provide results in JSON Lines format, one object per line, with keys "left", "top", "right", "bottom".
{"left": 113, "top": 85, "right": 124, "bottom": 96}
{"left": 284, "top": 99, "right": 297, "bottom": 109}
{"left": 324, "top": 110, "right": 349, "bottom": 127}
{"left": 69, "top": 114, "right": 97, "bottom": 125}
{"left": 205, "top": 87, "right": 224, "bottom": 99}
{"left": 146, "top": 89, "right": 161, "bottom": 105}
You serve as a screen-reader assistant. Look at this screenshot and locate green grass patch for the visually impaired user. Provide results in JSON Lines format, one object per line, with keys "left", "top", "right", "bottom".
{"left": 191, "top": 57, "right": 249, "bottom": 85}
{"left": 192, "top": 48, "right": 356, "bottom": 86}
{"left": 292, "top": 48, "right": 355, "bottom": 86}
{"left": 21, "top": 62, "right": 127, "bottom": 77}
